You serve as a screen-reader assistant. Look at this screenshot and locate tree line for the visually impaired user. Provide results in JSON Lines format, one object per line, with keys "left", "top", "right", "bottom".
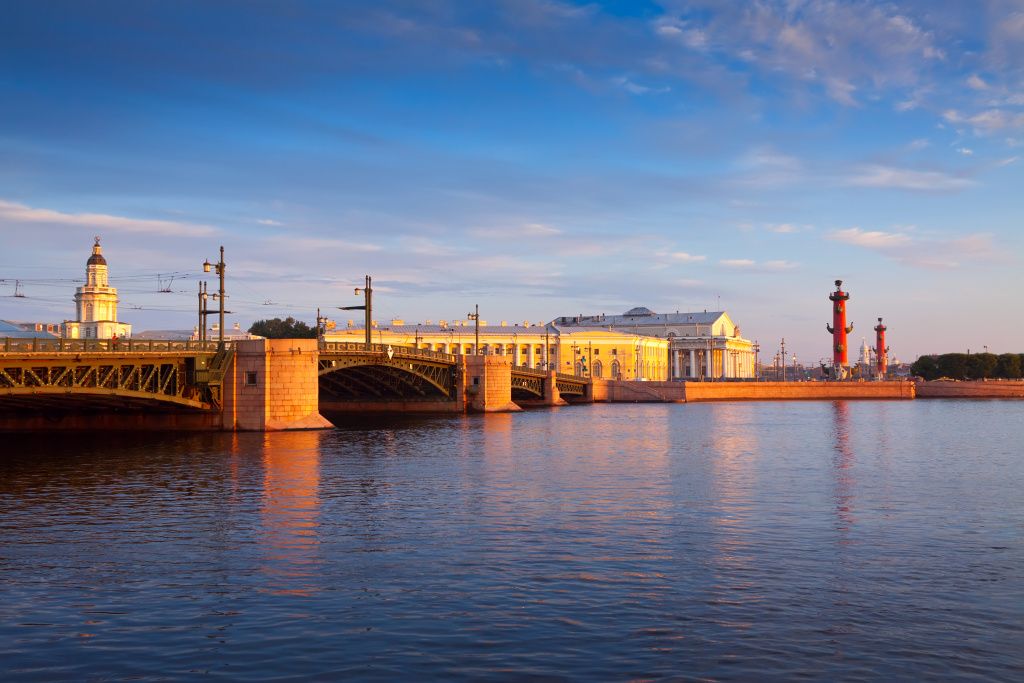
{"left": 911, "top": 353, "right": 1023, "bottom": 380}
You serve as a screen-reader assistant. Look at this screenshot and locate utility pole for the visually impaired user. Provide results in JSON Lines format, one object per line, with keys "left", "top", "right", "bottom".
{"left": 467, "top": 304, "right": 479, "bottom": 355}
{"left": 341, "top": 275, "right": 373, "bottom": 351}
{"left": 202, "top": 247, "right": 229, "bottom": 350}
{"left": 780, "top": 338, "right": 787, "bottom": 382}
{"left": 197, "top": 281, "right": 204, "bottom": 342}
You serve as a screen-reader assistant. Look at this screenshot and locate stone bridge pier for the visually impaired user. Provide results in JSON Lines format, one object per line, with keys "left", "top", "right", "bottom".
{"left": 223, "top": 339, "right": 333, "bottom": 431}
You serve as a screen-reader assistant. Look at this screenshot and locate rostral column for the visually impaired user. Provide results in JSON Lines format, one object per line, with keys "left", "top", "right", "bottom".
{"left": 874, "top": 317, "right": 889, "bottom": 378}
{"left": 826, "top": 280, "right": 853, "bottom": 374}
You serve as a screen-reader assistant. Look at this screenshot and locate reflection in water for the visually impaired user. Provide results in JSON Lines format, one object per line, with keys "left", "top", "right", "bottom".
{"left": 706, "top": 403, "right": 762, "bottom": 630}
{"left": 1, "top": 403, "right": 1022, "bottom": 681}
{"left": 831, "top": 401, "right": 856, "bottom": 537}
{"left": 259, "top": 431, "right": 323, "bottom": 597}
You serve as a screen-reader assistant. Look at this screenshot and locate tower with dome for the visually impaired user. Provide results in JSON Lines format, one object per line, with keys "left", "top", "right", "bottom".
{"left": 62, "top": 237, "right": 132, "bottom": 340}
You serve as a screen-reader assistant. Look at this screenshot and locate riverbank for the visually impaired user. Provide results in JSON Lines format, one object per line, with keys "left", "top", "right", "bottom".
{"left": 915, "top": 379, "right": 1024, "bottom": 399}
{"left": 591, "top": 379, "right": 916, "bottom": 402}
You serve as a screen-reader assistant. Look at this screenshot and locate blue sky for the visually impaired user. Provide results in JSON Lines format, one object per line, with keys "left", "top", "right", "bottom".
{"left": 2, "top": 0, "right": 1022, "bottom": 361}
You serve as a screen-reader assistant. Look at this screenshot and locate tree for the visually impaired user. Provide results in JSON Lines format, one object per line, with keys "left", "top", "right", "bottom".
{"left": 936, "top": 353, "right": 970, "bottom": 380}
{"left": 248, "top": 317, "right": 317, "bottom": 339}
{"left": 910, "top": 355, "right": 939, "bottom": 380}
{"left": 995, "top": 353, "right": 1022, "bottom": 379}
{"left": 967, "top": 352, "right": 998, "bottom": 379}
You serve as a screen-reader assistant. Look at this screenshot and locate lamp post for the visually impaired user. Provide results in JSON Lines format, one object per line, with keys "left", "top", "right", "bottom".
{"left": 753, "top": 340, "right": 760, "bottom": 381}
{"left": 202, "top": 246, "right": 229, "bottom": 350}
{"left": 316, "top": 308, "right": 325, "bottom": 342}
{"left": 340, "top": 275, "right": 372, "bottom": 351}
{"left": 415, "top": 324, "right": 421, "bottom": 350}
{"left": 780, "top": 338, "right": 787, "bottom": 382}
{"left": 792, "top": 353, "right": 797, "bottom": 381}
{"left": 467, "top": 304, "right": 480, "bottom": 355}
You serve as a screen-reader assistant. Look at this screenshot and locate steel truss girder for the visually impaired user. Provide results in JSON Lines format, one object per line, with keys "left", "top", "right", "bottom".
{"left": 510, "top": 374, "right": 544, "bottom": 397}
{"left": 0, "top": 357, "right": 209, "bottom": 410}
{"left": 319, "top": 354, "right": 455, "bottom": 399}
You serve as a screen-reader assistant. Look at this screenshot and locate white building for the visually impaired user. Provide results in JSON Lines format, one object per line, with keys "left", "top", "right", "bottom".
{"left": 62, "top": 238, "right": 132, "bottom": 340}
{"left": 552, "top": 307, "right": 757, "bottom": 379}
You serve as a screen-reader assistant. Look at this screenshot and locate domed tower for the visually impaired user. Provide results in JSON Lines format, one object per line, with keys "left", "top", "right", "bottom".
{"left": 63, "top": 237, "right": 132, "bottom": 340}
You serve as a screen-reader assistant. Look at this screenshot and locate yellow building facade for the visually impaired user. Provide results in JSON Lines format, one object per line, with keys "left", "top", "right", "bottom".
{"left": 324, "top": 319, "right": 670, "bottom": 381}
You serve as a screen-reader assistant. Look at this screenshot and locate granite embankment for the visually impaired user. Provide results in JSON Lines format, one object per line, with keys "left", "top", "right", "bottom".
{"left": 591, "top": 379, "right": 916, "bottom": 403}
{"left": 915, "top": 379, "right": 1024, "bottom": 399}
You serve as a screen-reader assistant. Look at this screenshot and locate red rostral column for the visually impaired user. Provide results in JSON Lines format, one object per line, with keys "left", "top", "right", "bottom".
{"left": 874, "top": 317, "right": 889, "bottom": 377}
{"left": 826, "top": 280, "right": 853, "bottom": 371}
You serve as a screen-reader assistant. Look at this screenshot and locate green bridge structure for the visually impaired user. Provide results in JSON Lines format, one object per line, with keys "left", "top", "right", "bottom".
{"left": 0, "top": 337, "right": 592, "bottom": 431}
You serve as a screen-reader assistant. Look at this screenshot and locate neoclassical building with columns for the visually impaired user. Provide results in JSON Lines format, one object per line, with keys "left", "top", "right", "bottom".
{"left": 552, "top": 308, "right": 756, "bottom": 379}
{"left": 62, "top": 238, "right": 132, "bottom": 340}
{"left": 324, "top": 318, "right": 670, "bottom": 381}
{"left": 324, "top": 306, "right": 756, "bottom": 381}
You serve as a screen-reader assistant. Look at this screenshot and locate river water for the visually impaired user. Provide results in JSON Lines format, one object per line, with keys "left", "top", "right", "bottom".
{"left": 1, "top": 400, "right": 1022, "bottom": 681}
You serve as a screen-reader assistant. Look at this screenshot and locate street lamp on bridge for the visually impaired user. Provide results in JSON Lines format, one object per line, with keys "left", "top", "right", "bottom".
{"left": 467, "top": 304, "right": 480, "bottom": 355}
{"left": 340, "top": 275, "right": 372, "bottom": 351}
{"left": 202, "top": 246, "right": 230, "bottom": 350}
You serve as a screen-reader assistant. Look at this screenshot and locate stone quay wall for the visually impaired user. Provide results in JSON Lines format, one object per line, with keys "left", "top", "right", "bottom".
{"left": 591, "top": 379, "right": 685, "bottom": 403}
{"left": 683, "top": 380, "right": 916, "bottom": 402}
{"left": 915, "top": 379, "right": 1024, "bottom": 399}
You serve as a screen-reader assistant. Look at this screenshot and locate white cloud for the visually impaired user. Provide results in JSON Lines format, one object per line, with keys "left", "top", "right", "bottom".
{"left": 257, "top": 218, "right": 284, "bottom": 226}
{"left": 762, "top": 260, "right": 798, "bottom": 270}
{"left": 662, "top": 251, "right": 706, "bottom": 263}
{"left": 653, "top": 18, "right": 709, "bottom": 51}
{"left": 944, "top": 108, "right": 1024, "bottom": 132}
{"left": 845, "top": 165, "right": 974, "bottom": 191}
{"left": 830, "top": 228, "right": 912, "bottom": 250}
{"left": 767, "top": 223, "right": 811, "bottom": 233}
{"left": 0, "top": 199, "right": 216, "bottom": 237}
{"left": 825, "top": 77, "right": 858, "bottom": 107}
{"left": 522, "top": 222, "right": 562, "bottom": 236}
{"left": 719, "top": 258, "right": 796, "bottom": 271}
{"left": 907, "top": 138, "right": 931, "bottom": 150}
{"left": 610, "top": 76, "right": 670, "bottom": 95}
{"left": 957, "top": 147, "right": 974, "bottom": 156}
{"left": 828, "top": 227, "right": 998, "bottom": 269}
{"left": 966, "top": 74, "right": 989, "bottom": 90}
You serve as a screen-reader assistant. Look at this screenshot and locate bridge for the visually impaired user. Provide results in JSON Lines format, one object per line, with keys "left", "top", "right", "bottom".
{"left": 0, "top": 337, "right": 592, "bottom": 431}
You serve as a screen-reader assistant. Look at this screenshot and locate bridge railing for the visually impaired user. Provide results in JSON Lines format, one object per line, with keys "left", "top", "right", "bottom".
{"left": 511, "top": 365, "right": 549, "bottom": 377}
{"left": 1, "top": 338, "right": 226, "bottom": 354}
{"left": 318, "top": 341, "right": 456, "bottom": 363}
{"left": 556, "top": 371, "right": 589, "bottom": 383}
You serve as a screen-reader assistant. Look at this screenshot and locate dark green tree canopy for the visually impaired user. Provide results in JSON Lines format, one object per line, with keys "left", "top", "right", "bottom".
{"left": 911, "top": 352, "right": 1024, "bottom": 380}
{"left": 248, "top": 317, "right": 317, "bottom": 339}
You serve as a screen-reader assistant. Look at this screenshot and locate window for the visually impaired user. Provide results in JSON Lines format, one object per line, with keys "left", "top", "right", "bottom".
{"left": 245, "top": 371, "right": 258, "bottom": 386}
{"left": 611, "top": 361, "right": 621, "bottom": 379}
{"left": 593, "top": 360, "right": 603, "bottom": 378}
{"left": 594, "top": 348, "right": 600, "bottom": 356}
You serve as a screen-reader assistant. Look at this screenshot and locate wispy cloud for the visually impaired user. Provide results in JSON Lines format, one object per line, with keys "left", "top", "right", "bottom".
{"left": 610, "top": 76, "right": 669, "bottom": 95}
{"left": 966, "top": 74, "right": 989, "bottom": 90}
{"left": 0, "top": 199, "right": 216, "bottom": 236}
{"left": 828, "top": 226, "right": 998, "bottom": 268}
{"left": 944, "top": 108, "right": 1024, "bottom": 133}
{"left": 659, "top": 251, "right": 706, "bottom": 263}
{"left": 257, "top": 218, "right": 284, "bottom": 226}
{"left": 830, "top": 228, "right": 912, "bottom": 250}
{"left": 719, "top": 259, "right": 797, "bottom": 271}
{"left": 845, "top": 165, "right": 974, "bottom": 191}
